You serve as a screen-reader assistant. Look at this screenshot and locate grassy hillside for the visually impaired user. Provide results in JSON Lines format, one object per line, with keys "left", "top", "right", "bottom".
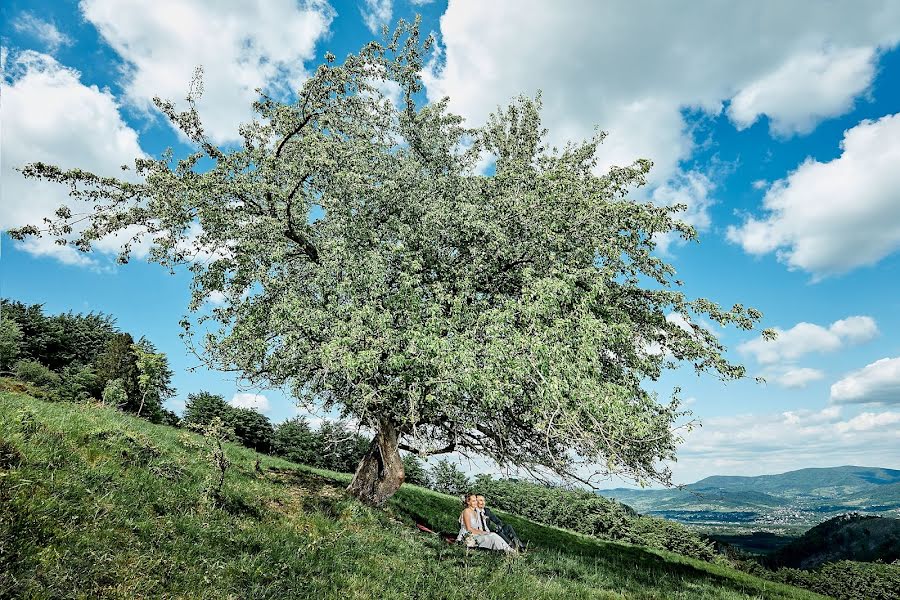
{"left": 0, "top": 391, "right": 827, "bottom": 599}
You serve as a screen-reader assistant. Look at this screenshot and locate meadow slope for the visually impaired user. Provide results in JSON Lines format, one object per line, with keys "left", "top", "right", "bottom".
{"left": 0, "top": 391, "right": 828, "bottom": 599}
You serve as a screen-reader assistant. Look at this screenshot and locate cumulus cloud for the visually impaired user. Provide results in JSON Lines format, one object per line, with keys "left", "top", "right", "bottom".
{"left": 673, "top": 405, "right": 899, "bottom": 482}
{"left": 728, "top": 47, "right": 877, "bottom": 136}
{"left": 360, "top": 0, "right": 393, "bottom": 35}
{"left": 774, "top": 367, "right": 826, "bottom": 389}
{"left": 229, "top": 392, "right": 271, "bottom": 414}
{"left": 727, "top": 113, "right": 900, "bottom": 277}
{"left": 739, "top": 316, "right": 878, "bottom": 364}
{"left": 423, "top": 0, "right": 900, "bottom": 231}
{"left": 835, "top": 411, "right": 900, "bottom": 433}
{"left": 12, "top": 12, "right": 73, "bottom": 53}
{"left": 80, "top": 0, "right": 334, "bottom": 144}
{"left": 205, "top": 291, "right": 227, "bottom": 306}
{"left": 1, "top": 50, "right": 147, "bottom": 266}
{"left": 831, "top": 357, "right": 900, "bottom": 404}
{"left": 650, "top": 170, "right": 715, "bottom": 253}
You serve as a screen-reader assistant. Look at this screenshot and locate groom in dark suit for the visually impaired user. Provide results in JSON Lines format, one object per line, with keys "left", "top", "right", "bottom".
{"left": 476, "top": 495, "right": 525, "bottom": 551}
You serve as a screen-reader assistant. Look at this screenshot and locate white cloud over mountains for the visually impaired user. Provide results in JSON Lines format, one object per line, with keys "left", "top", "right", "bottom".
{"left": 674, "top": 405, "right": 899, "bottom": 482}
{"left": 423, "top": 1, "right": 900, "bottom": 214}
{"left": 831, "top": 357, "right": 900, "bottom": 405}
{"left": 1, "top": 51, "right": 147, "bottom": 266}
{"left": 739, "top": 316, "right": 878, "bottom": 365}
{"left": 79, "top": 0, "right": 334, "bottom": 144}
{"left": 728, "top": 113, "right": 900, "bottom": 277}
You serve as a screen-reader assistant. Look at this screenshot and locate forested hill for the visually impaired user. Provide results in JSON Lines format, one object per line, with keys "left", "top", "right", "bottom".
{"left": 766, "top": 513, "right": 900, "bottom": 570}
{"left": 0, "top": 390, "right": 827, "bottom": 600}
{"left": 600, "top": 466, "right": 900, "bottom": 526}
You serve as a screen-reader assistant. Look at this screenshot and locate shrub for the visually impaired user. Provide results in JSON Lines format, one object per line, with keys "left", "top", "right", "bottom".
{"left": 55, "top": 364, "right": 101, "bottom": 403}
{"left": 770, "top": 560, "right": 900, "bottom": 600}
{"left": 101, "top": 378, "right": 129, "bottom": 407}
{"left": 198, "top": 417, "right": 232, "bottom": 506}
{"left": 14, "top": 360, "right": 60, "bottom": 389}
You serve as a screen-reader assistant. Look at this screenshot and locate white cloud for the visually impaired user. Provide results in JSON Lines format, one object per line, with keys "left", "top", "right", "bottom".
{"left": 650, "top": 171, "right": 715, "bottom": 253}
{"left": 774, "top": 367, "right": 826, "bottom": 389}
{"left": 739, "top": 316, "right": 877, "bottom": 364}
{"left": 835, "top": 411, "right": 900, "bottom": 433}
{"left": 205, "top": 291, "right": 227, "bottom": 306}
{"left": 728, "top": 47, "right": 877, "bottom": 136}
{"left": 727, "top": 113, "right": 900, "bottom": 277}
{"left": 12, "top": 12, "right": 73, "bottom": 53}
{"left": 830, "top": 315, "right": 880, "bottom": 343}
{"left": 229, "top": 392, "right": 271, "bottom": 414}
{"left": 80, "top": 0, "right": 334, "bottom": 144}
{"left": 831, "top": 357, "right": 900, "bottom": 405}
{"left": 672, "top": 405, "right": 899, "bottom": 482}
{"left": 1, "top": 50, "right": 146, "bottom": 266}
{"left": 361, "top": 0, "right": 393, "bottom": 35}
{"left": 423, "top": 1, "right": 900, "bottom": 214}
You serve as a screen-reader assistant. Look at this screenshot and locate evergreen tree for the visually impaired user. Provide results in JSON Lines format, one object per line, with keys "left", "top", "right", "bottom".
{"left": 182, "top": 392, "right": 232, "bottom": 428}
{"left": 52, "top": 311, "right": 118, "bottom": 367}
{"left": 0, "top": 300, "right": 117, "bottom": 371}
{"left": 93, "top": 333, "right": 140, "bottom": 410}
{"left": 158, "top": 409, "right": 181, "bottom": 427}
{"left": 1, "top": 301, "right": 56, "bottom": 366}
{"left": 0, "top": 316, "right": 23, "bottom": 373}
{"left": 272, "top": 417, "right": 319, "bottom": 465}
{"left": 401, "top": 454, "right": 430, "bottom": 487}
{"left": 227, "top": 407, "right": 274, "bottom": 453}
{"left": 430, "top": 459, "right": 470, "bottom": 497}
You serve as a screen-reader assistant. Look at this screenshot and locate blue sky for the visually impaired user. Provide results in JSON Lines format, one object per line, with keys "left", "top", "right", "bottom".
{"left": 2, "top": 0, "right": 900, "bottom": 486}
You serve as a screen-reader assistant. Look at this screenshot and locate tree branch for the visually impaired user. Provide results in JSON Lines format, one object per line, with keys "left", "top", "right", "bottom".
{"left": 275, "top": 113, "right": 316, "bottom": 160}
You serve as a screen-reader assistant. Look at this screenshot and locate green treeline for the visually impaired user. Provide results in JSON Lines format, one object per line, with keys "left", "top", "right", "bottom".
{"left": 0, "top": 298, "right": 376, "bottom": 473}
{"left": 1, "top": 299, "right": 177, "bottom": 424}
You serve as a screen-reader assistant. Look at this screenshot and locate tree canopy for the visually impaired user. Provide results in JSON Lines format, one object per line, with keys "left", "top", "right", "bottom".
{"left": 13, "top": 20, "right": 769, "bottom": 505}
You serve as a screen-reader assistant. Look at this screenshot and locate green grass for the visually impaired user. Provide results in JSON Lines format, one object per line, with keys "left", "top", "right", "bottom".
{"left": 0, "top": 391, "right": 829, "bottom": 599}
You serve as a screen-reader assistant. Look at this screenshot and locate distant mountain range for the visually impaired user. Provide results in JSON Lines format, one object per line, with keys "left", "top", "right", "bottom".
{"left": 599, "top": 466, "right": 900, "bottom": 529}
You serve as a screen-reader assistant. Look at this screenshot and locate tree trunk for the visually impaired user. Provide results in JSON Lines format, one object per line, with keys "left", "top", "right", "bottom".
{"left": 347, "top": 419, "right": 405, "bottom": 506}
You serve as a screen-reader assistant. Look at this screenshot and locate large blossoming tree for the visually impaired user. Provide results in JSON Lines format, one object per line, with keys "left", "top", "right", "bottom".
{"left": 13, "top": 22, "right": 769, "bottom": 506}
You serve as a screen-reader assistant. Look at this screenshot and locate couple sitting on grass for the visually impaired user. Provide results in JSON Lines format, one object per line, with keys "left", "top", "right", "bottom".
{"left": 457, "top": 493, "right": 525, "bottom": 553}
